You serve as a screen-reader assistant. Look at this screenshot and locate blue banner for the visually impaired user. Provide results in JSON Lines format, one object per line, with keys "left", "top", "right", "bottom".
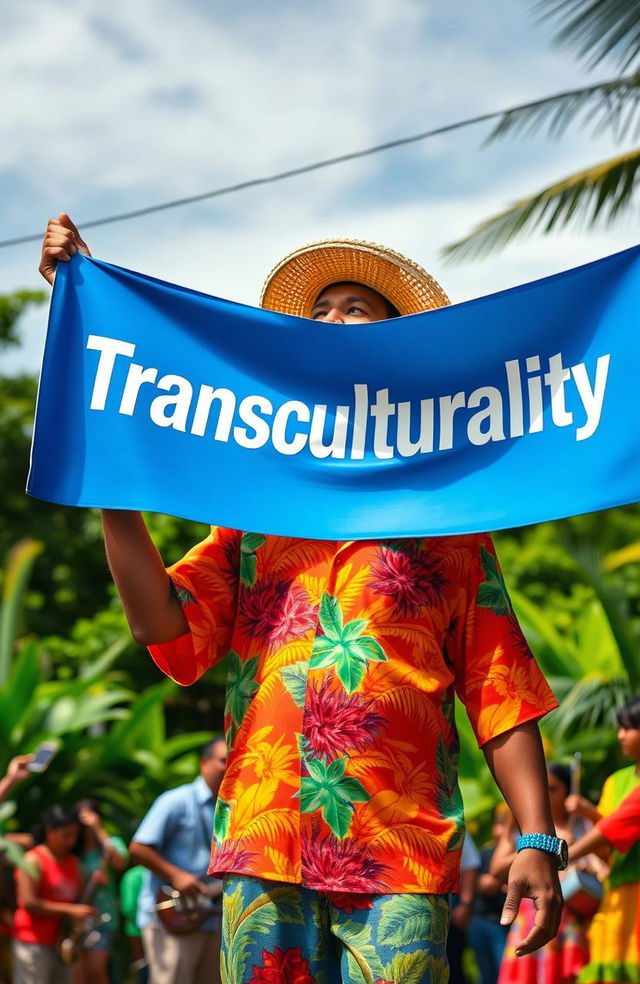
{"left": 28, "top": 248, "right": 640, "bottom": 539}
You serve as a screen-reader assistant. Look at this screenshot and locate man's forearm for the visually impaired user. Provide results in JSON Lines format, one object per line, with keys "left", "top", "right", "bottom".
{"left": 482, "top": 721, "right": 555, "bottom": 835}
{"left": 101, "top": 510, "right": 188, "bottom": 645}
{"left": 129, "top": 841, "right": 182, "bottom": 883}
{"left": 569, "top": 825, "right": 608, "bottom": 862}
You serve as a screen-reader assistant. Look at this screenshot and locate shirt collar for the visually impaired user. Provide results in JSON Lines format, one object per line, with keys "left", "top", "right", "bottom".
{"left": 192, "top": 775, "right": 214, "bottom": 805}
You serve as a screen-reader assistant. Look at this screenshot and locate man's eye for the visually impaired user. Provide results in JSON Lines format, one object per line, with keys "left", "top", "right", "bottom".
{"left": 348, "top": 306, "right": 365, "bottom": 315}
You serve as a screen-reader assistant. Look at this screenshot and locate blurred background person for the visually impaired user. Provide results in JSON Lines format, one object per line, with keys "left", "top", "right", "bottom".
{"left": 73, "top": 798, "right": 128, "bottom": 984}
{"left": 12, "top": 805, "right": 96, "bottom": 984}
{"left": 120, "top": 863, "right": 149, "bottom": 984}
{"left": 447, "top": 830, "right": 481, "bottom": 984}
{"left": 467, "top": 805, "right": 510, "bottom": 984}
{"left": 493, "top": 764, "right": 590, "bottom": 984}
{"left": 130, "top": 736, "right": 226, "bottom": 984}
{"left": 572, "top": 696, "right": 640, "bottom": 984}
{"left": 0, "top": 756, "right": 34, "bottom": 984}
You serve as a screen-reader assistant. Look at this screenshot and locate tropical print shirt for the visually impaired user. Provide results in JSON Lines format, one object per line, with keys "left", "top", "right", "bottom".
{"left": 149, "top": 530, "right": 557, "bottom": 895}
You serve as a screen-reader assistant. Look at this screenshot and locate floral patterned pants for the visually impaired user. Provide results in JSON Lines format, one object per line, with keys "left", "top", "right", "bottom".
{"left": 221, "top": 875, "right": 450, "bottom": 984}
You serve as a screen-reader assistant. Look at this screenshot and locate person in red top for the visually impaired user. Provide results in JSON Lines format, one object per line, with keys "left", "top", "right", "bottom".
{"left": 570, "top": 786, "right": 640, "bottom": 860}
{"left": 39, "top": 216, "right": 564, "bottom": 983}
{"left": 12, "top": 805, "right": 95, "bottom": 984}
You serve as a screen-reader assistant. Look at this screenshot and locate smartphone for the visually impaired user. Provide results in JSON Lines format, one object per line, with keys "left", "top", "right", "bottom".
{"left": 27, "top": 741, "right": 59, "bottom": 773}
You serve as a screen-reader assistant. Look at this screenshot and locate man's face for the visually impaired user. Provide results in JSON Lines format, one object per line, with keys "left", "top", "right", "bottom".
{"left": 311, "top": 283, "right": 391, "bottom": 323}
{"left": 200, "top": 740, "right": 227, "bottom": 794}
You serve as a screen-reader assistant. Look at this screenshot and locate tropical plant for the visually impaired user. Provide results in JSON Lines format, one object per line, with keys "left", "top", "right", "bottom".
{"left": 0, "top": 540, "right": 219, "bottom": 837}
{"left": 444, "top": 0, "right": 640, "bottom": 259}
{"left": 460, "top": 522, "right": 640, "bottom": 838}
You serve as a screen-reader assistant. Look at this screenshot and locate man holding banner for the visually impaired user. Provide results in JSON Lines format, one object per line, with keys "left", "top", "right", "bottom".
{"left": 38, "top": 215, "right": 565, "bottom": 983}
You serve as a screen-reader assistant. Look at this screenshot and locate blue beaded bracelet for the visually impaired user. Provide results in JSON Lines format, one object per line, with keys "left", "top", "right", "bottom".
{"left": 516, "top": 833, "right": 559, "bottom": 854}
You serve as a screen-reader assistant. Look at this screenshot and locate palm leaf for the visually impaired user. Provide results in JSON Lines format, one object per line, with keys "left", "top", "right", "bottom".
{"left": 537, "top": 0, "right": 640, "bottom": 72}
{"left": 444, "top": 148, "right": 640, "bottom": 261}
{"left": 0, "top": 539, "right": 43, "bottom": 686}
{"left": 603, "top": 540, "right": 640, "bottom": 571}
{"left": 487, "top": 72, "right": 640, "bottom": 143}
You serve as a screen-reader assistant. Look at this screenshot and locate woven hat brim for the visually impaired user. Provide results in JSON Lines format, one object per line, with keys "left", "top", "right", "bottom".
{"left": 260, "top": 240, "right": 450, "bottom": 318}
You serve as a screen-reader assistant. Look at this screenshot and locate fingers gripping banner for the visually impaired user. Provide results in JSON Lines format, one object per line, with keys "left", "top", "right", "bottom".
{"left": 28, "top": 248, "right": 640, "bottom": 539}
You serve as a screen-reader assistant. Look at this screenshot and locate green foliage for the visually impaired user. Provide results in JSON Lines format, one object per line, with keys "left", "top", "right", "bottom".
{"left": 444, "top": 0, "right": 640, "bottom": 258}
{"left": 310, "top": 594, "right": 387, "bottom": 693}
{"left": 0, "top": 291, "right": 46, "bottom": 348}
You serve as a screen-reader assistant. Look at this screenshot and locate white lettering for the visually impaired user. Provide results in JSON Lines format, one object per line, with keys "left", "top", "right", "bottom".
{"left": 572, "top": 354, "right": 610, "bottom": 441}
{"left": 271, "top": 401, "right": 310, "bottom": 455}
{"left": 86, "top": 335, "right": 136, "bottom": 411}
{"left": 149, "top": 374, "right": 193, "bottom": 431}
{"left": 119, "top": 364, "right": 159, "bottom": 416}
{"left": 397, "top": 399, "right": 434, "bottom": 456}
{"left": 467, "top": 386, "right": 505, "bottom": 446}
{"left": 438, "top": 392, "right": 466, "bottom": 451}
{"left": 526, "top": 355, "right": 543, "bottom": 434}
{"left": 544, "top": 353, "right": 573, "bottom": 428}
{"left": 191, "top": 386, "right": 236, "bottom": 441}
{"left": 309, "top": 405, "right": 350, "bottom": 459}
{"left": 234, "top": 395, "right": 273, "bottom": 449}
{"left": 370, "top": 388, "right": 396, "bottom": 459}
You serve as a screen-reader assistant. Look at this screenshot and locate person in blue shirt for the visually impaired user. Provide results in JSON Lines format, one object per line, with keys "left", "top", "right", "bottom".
{"left": 129, "top": 736, "right": 226, "bottom": 984}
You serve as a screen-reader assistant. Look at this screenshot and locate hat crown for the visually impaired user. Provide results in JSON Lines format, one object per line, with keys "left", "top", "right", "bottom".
{"left": 260, "top": 238, "right": 450, "bottom": 318}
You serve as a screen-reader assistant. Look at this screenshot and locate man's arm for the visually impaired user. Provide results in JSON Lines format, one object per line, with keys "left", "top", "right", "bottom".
{"left": 482, "top": 720, "right": 563, "bottom": 956}
{"left": 38, "top": 215, "right": 188, "bottom": 648}
{"left": 129, "top": 842, "right": 205, "bottom": 896}
{"left": 101, "top": 510, "right": 188, "bottom": 645}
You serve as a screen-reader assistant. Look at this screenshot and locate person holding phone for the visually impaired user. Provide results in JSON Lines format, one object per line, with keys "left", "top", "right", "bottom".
{"left": 12, "top": 805, "right": 96, "bottom": 984}
{"left": 0, "top": 757, "right": 35, "bottom": 804}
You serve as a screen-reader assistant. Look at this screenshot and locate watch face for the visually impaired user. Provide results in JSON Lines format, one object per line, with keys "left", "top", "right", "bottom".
{"left": 558, "top": 839, "right": 569, "bottom": 870}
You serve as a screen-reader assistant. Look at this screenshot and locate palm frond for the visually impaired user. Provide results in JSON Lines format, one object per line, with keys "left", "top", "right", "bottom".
{"left": 537, "top": 0, "right": 640, "bottom": 72}
{"left": 443, "top": 147, "right": 640, "bottom": 261}
{"left": 487, "top": 72, "right": 640, "bottom": 143}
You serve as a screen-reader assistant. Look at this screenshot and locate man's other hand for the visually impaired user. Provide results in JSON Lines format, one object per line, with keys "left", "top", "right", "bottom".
{"left": 500, "top": 849, "right": 563, "bottom": 955}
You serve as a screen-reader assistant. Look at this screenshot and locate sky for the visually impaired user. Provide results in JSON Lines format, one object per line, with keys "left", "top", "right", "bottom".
{"left": 2, "top": 0, "right": 637, "bottom": 374}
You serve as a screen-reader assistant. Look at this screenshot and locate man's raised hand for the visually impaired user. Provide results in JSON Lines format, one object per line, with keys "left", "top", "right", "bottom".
{"left": 39, "top": 213, "right": 90, "bottom": 285}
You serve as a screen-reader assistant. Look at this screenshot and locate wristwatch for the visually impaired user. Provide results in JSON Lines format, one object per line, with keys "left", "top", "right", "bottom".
{"left": 516, "top": 833, "right": 569, "bottom": 870}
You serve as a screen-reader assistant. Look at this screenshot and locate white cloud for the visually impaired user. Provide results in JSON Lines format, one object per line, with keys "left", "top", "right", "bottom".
{"left": 1, "top": 0, "right": 636, "bottom": 373}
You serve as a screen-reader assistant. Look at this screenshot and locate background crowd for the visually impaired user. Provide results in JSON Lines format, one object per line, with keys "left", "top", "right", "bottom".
{"left": 0, "top": 693, "right": 639, "bottom": 984}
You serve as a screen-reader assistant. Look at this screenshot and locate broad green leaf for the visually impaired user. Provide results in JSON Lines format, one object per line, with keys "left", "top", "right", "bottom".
{"left": 225, "top": 652, "right": 259, "bottom": 725}
{"left": 385, "top": 950, "right": 433, "bottom": 984}
{"left": 305, "top": 756, "right": 329, "bottom": 783}
{"left": 318, "top": 594, "right": 343, "bottom": 639}
{"left": 349, "top": 637, "right": 387, "bottom": 663}
{"left": 299, "top": 785, "right": 327, "bottom": 814}
{"left": 477, "top": 545, "right": 513, "bottom": 616}
{"left": 341, "top": 619, "right": 369, "bottom": 641}
{"left": 335, "top": 777, "right": 369, "bottom": 803}
{"left": 310, "top": 636, "right": 338, "bottom": 668}
{"left": 323, "top": 795, "right": 353, "bottom": 839}
{"left": 279, "top": 661, "right": 309, "bottom": 708}
{"left": 326, "top": 757, "right": 348, "bottom": 781}
{"left": 336, "top": 653, "right": 367, "bottom": 693}
{"left": 214, "top": 799, "right": 231, "bottom": 843}
{"left": 378, "top": 895, "right": 431, "bottom": 946}
{"left": 241, "top": 533, "right": 266, "bottom": 554}
{"left": 239, "top": 553, "right": 257, "bottom": 587}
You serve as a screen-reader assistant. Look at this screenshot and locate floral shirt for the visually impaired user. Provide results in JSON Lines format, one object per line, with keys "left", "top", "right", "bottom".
{"left": 149, "top": 530, "right": 557, "bottom": 895}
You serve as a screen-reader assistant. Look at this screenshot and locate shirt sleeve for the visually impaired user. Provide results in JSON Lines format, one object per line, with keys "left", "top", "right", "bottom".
{"left": 597, "top": 786, "right": 640, "bottom": 853}
{"left": 148, "top": 526, "right": 242, "bottom": 686}
{"left": 451, "top": 533, "right": 558, "bottom": 747}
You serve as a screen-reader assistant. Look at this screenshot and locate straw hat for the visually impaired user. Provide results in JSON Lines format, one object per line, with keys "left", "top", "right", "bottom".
{"left": 260, "top": 239, "right": 450, "bottom": 318}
